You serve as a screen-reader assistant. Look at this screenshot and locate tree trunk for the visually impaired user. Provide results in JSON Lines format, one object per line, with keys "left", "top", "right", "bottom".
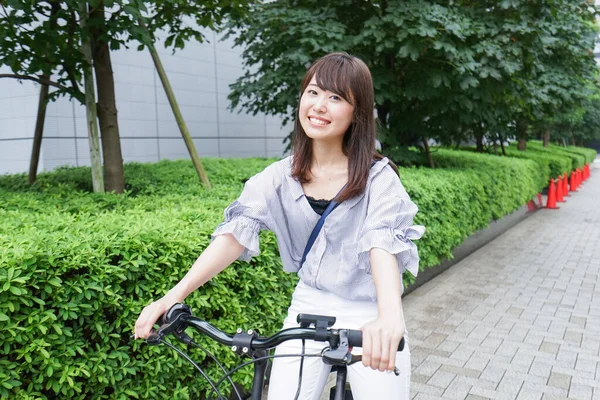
{"left": 28, "top": 77, "right": 50, "bottom": 184}
{"left": 28, "top": 2, "right": 59, "bottom": 184}
{"left": 139, "top": 17, "right": 210, "bottom": 188}
{"left": 499, "top": 133, "right": 506, "bottom": 156}
{"left": 493, "top": 135, "right": 498, "bottom": 155}
{"left": 376, "top": 102, "right": 389, "bottom": 129}
{"left": 79, "top": 2, "right": 104, "bottom": 193}
{"left": 542, "top": 130, "right": 550, "bottom": 147}
{"left": 516, "top": 119, "right": 527, "bottom": 151}
{"left": 422, "top": 136, "right": 435, "bottom": 168}
{"left": 475, "top": 128, "right": 484, "bottom": 152}
{"left": 90, "top": 2, "right": 124, "bottom": 193}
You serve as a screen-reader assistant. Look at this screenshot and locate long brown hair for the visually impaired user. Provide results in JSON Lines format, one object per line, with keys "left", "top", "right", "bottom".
{"left": 291, "top": 52, "right": 395, "bottom": 202}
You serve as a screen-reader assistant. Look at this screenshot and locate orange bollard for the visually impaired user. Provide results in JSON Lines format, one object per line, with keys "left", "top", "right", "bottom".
{"left": 563, "top": 172, "right": 569, "bottom": 196}
{"left": 537, "top": 193, "right": 543, "bottom": 207}
{"left": 546, "top": 179, "right": 559, "bottom": 209}
{"left": 570, "top": 171, "right": 577, "bottom": 192}
{"left": 585, "top": 164, "right": 590, "bottom": 180}
{"left": 578, "top": 168, "right": 583, "bottom": 187}
{"left": 556, "top": 176, "right": 565, "bottom": 202}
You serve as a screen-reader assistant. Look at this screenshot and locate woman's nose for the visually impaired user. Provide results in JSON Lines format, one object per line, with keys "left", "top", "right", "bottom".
{"left": 312, "top": 96, "right": 327, "bottom": 112}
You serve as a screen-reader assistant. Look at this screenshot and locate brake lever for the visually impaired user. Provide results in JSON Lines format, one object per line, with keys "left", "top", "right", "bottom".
{"left": 146, "top": 303, "right": 193, "bottom": 345}
{"left": 346, "top": 354, "right": 400, "bottom": 376}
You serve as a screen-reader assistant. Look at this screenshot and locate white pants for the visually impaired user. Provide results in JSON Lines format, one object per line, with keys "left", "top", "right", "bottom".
{"left": 267, "top": 281, "right": 411, "bottom": 400}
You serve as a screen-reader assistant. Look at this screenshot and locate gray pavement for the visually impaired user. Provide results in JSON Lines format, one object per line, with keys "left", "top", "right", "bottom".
{"left": 404, "top": 158, "right": 600, "bottom": 400}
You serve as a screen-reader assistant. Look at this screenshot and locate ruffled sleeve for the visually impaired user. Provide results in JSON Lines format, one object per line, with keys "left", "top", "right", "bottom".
{"left": 357, "top": 166, "right": 425, "bottom": 277}
{"left": 211, "top": 164, "right": 278, "bottom": 261}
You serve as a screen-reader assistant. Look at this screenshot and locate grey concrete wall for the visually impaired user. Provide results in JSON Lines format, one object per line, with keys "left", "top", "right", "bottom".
{"left": 0, "top": 29, "right": 288, "bottom": 175}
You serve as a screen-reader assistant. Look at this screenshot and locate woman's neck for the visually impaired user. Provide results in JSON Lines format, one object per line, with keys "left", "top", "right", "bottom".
{"left": 310, "top": 139, "right": 347, "bottom": 170}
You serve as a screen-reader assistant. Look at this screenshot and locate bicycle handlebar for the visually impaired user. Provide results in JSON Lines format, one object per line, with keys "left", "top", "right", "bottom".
{"left": 147, "top": 303, "right": 405, "bottom": 352}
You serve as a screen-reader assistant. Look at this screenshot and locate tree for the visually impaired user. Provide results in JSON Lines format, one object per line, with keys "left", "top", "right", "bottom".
{"left": 227, "top": 0, "right": 599, "bottom": 165}
{"left": 0, "top": 0, "right": 251, "bottom": 191}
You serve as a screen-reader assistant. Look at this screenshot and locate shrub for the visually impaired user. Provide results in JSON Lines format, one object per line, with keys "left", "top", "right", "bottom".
{"left": 402, "top": 149, "right": 542, "bottom": 279}
{"left": 525, "top": 141, "right": 587, "bottom": 171}
{"left": 502, "top": 147, "right": 571, "bottom": 180}
{"left": 0, "top": 144, "right": 586, "bottom": 398}
{"left": 1, "top": 159, "right": 296, "bottom": 399}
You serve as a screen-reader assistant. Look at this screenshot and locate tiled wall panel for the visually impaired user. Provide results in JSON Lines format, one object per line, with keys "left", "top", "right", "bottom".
{"left": 0, "top": 29, "right": 286, "bottom": 175}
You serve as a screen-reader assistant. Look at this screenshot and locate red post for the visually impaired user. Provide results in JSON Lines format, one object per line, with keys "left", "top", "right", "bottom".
{"left": 563, "top": 172, "right": 569, "bottom": 196}
{"left": 556, "top": 176, "right": 565, "bottom": 202}
{"left": 546, "top": 179, "right": 559, "bottom": 209}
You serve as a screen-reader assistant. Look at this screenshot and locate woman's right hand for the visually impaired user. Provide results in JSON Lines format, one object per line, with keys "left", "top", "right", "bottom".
{"left": 134, "top": 293, "right": 182, "bottom": 339}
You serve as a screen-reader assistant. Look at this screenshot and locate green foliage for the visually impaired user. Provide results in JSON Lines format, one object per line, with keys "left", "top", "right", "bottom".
{"left": 502, "top": 147, "right": 571, "bottom": 180}
{"left": 560, "top": 145, "right": 598, "bottom": 164}
{"left": 227, "top": 0, "right": 600, "bottom": 155}
{"left": 0, "top": 0, "right": 255, "bottom": 102}
{"left": 399, "top": 147, "right": 544, "bottom": 286}
{"left": 524, "top": 141, "right": 589, "bottom": 171}
{"left": 0, "top": 146, "right": 587, "bottom": 396}
{"left": 0, "top": 158, "right": 294, "bottom": 399}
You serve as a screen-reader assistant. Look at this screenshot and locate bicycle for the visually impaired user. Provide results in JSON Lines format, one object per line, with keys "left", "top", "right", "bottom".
{"left": 142, "top": 303, "right": 405, "bottom": 400}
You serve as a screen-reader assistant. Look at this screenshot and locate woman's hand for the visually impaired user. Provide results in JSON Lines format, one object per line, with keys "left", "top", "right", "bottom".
{"left": 134, "top": 292, "right": 183, "bottom": 339}
{"left": 361, "top": 311, "right": 406, "bottom": 372}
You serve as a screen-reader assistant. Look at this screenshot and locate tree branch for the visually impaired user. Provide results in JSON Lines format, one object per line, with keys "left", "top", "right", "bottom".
{"left": 65, "top": 8, "right": 81, "bottom": 93}
{"left": 0, "top": 74, "right": 69, "bottom": 91}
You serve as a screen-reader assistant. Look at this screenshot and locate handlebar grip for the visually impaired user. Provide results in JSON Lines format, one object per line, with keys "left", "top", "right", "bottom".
{"left": 159, "top": 303, "right": 192, "bottom": 325}
{"left": 347, "top": 330, "right": 405, "bottom": 351}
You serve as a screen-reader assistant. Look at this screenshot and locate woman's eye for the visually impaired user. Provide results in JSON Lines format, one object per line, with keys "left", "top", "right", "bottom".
{"left": 330, "top": 95, "right": 341, "bottom": 101}
{"left": 307, "top": 89, "right": 318, "bottom": 95}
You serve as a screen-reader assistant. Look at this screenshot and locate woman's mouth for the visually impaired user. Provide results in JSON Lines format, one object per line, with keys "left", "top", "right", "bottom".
{"left": 308, "top": 116, "right": 330, "bottom": 126}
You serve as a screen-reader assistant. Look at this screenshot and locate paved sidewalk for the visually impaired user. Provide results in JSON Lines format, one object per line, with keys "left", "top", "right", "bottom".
{"left": 404, "top": 159, "right": 600, "bottom": 400}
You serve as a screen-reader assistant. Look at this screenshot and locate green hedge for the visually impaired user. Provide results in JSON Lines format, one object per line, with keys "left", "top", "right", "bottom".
{"left": 0, "top": 144, "right": 590, "bottom": 398}
{"left": 524, "top": 141, "right": 591, "bottom": 172}
{"left": 560, "top": 145, "right": 597, "bottom": 164}
{"left": 409, "top": 149, "right": 542, "bottom": 269}
{"left": 1, "top": 159, "right": 295, "bottom": 399}
{"left": 503, "top": 147, "right": 571, "bottom": 181}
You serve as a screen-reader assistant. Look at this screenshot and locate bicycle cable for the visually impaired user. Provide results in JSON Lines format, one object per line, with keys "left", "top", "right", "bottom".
{"left": 293, "top": 339, "right": 306, "bottom": 400}
{"left": 206, "top": 353, "right": 323, "bottom": 400}
{"left": 159, "top": 338, "right": 227, "bottom": 400}
{"left": 188, "top": 340, "right": 244, "bottom": 400}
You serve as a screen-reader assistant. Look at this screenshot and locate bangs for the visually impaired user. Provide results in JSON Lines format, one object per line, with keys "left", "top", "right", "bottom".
{"left": 309, "top": 55, "right": 356, "bottom": 105}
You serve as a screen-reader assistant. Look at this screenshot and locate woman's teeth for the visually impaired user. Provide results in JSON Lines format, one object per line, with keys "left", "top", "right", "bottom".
{"left": 309, "top": 117, "right": 329, "bottom": 126}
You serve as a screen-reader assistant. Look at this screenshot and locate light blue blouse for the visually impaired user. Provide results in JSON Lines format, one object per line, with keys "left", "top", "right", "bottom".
{"left": 212, "top": 156, "right": 425, "bottom": 301}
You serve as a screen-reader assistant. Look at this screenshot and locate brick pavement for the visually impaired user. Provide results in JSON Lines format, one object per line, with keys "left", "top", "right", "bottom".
{"left": 403, "top": 158, "right": 600, "bottom": 400}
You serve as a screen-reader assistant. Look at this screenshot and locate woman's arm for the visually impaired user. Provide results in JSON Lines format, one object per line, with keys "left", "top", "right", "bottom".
{"left": 361, "top": 247, "right": 406, "bottom": 372}
{"left": 134, "top": 233, "right": 245, "bottom": 339}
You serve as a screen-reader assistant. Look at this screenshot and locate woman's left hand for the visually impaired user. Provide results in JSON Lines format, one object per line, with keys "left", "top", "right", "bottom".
{"left": 361, "top": 311, "right": 406, "bottom": 372}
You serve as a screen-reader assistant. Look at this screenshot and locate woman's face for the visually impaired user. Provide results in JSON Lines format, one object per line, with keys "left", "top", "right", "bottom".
{"left": 299, "top": 76, "right": 354, "bottom": 144}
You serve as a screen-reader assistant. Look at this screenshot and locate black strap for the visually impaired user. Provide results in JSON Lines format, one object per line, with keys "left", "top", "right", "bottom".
{"left": 299, "top": 160, "right": 378, "bottom": 269}
{"left": 299, "top": 185, "right": 345, "bottom": 269}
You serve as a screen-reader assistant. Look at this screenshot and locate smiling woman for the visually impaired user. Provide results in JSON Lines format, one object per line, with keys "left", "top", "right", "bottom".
{"left": 134, "top": 52, "right": 424, "bottom": 400}
{"left": 291, "top": 53, "right": 384, "bottom": 203}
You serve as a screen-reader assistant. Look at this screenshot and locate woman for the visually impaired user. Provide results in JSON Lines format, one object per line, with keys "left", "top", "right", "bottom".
{"left": 134, "top": 52, "right": 424, "bottom": 399}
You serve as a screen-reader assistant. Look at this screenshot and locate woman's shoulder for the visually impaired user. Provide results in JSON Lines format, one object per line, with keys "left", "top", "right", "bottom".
{"left": 263, "top": 156, "right": 291, "bottom": 176}
{"left": 369, "top": 157, "right": 399, "bottom": 183}
{"left": 249, "top": 156, "right": 292, "bottom": 185}
{"left": 367, "top": 157, "right": 407, "bottom": 197}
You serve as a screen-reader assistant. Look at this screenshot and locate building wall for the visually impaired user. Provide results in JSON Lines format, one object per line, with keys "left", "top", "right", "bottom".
{"left": 0, "top": 29, "right": 288, "bottom": 175}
